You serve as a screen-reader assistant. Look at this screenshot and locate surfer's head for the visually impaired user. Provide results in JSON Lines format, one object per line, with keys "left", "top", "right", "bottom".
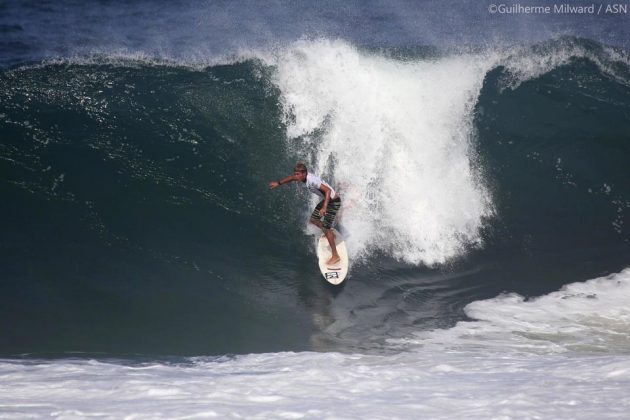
{"left": 293, "top": 162, "right": 307, "bottom": 181}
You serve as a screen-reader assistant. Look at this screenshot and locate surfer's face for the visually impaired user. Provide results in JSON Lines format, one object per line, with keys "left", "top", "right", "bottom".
{"left": 294, "top": 170, "right": 307, "bottom": 182}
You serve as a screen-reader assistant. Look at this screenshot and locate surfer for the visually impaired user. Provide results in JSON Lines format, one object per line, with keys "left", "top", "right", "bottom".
{"left": 269, "top": 163, "right": 342, "bottom": 266}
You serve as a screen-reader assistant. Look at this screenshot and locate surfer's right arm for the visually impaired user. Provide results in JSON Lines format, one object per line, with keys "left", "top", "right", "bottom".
{"left": 268, "top": 175, "right": 298, "bottom": 189}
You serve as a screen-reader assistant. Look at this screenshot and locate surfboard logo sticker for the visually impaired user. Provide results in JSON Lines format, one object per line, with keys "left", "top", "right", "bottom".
{"left": 325, "top": 272, "right": 339, "bottom": 279}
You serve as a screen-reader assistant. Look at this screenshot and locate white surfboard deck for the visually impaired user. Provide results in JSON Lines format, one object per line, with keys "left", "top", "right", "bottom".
{"left": 316, "top": 228, "right": 349, "bottom": 285}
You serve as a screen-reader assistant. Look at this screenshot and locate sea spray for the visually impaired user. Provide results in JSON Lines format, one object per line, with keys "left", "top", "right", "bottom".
{"left": 273, "top": 40, "right": 495, "bottom": 265}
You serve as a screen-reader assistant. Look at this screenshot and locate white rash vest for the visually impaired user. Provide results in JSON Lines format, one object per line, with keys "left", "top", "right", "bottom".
{"left": 304, "top": 173, "right": 337, "bottom": 200}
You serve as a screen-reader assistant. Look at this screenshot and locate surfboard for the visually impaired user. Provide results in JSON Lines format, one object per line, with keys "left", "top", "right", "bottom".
{"left": 316, "top": 228, "right": 349, "bottom": 285}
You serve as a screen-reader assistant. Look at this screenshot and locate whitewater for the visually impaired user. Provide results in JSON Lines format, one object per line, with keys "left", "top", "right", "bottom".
{"left": 3, "top": 269, "right": 630, "bottom": 418}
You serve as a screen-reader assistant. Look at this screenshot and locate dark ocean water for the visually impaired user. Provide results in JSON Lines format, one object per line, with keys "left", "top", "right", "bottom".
{"left": 1, "top": 1, "right": 629, "bottom": 358}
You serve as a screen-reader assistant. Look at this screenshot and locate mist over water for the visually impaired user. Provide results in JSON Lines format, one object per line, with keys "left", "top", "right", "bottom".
{"left": 273, "top": 40, "right": 495, "bottom": 265}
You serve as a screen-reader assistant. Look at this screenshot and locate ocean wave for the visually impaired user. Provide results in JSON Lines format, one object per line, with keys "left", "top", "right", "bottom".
{"left": 1, "top": 36, "right": 629, "bottom": 356}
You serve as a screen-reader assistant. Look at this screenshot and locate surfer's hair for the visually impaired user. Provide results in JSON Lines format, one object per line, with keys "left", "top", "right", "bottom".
{"left": 294, "top": 163, "right": 307, "bottom": 173}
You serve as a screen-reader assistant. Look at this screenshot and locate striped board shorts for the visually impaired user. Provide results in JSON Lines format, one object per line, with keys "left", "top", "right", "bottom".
{"left": 310, "top": 198, "right": 342, "bottom": 230}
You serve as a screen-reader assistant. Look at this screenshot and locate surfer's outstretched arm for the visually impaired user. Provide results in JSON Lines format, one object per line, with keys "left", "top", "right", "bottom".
{"left": 268, "top": 174, "right": 298, "bottom": 189}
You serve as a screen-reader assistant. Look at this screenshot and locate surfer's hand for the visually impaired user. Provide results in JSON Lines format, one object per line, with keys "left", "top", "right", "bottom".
{"left": 269, "top": 181, "right": 279, "bottom": 189}
{"left": 319, "top": 207, "right": 327, "bottom": 216}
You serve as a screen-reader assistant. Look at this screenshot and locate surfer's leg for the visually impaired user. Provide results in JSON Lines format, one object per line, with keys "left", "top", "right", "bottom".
{"left": 310, "top": 218, "right": 323, "bottom": 229}
{"left": 322, "top": 200, "right": 342, "bottom": 265}
{"left": 322, "top": 200, "right": 341, "bottom": 230}
{"left": 324, "top": 228, "right": 340, "bottom": 265}
{"left": 309, "top": 200, "right": 325, "bottom": 229}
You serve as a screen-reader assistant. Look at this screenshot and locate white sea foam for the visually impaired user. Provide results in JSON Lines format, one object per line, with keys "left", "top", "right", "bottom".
{"left": 273, "top": 40, "right": 496, "bottom": 265}
{"left": 3, "top": 269, "right": 630, "bottom": 419}
{"left": 396, "top": 268, "right": 630, "bottom": 354}
{"left": 2, "top": 352, "right": 629, "bottom": 419}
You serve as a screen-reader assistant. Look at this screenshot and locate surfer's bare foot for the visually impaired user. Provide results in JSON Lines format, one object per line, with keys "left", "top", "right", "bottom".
{"left": 327, "top": 255, "right": 341, "bottom": 266}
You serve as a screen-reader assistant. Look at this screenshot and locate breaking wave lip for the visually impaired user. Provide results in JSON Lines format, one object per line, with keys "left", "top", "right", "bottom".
{"left": 495, "top": 36, "right": 630, "bottom": 90}
{"left": 7, "top": 50, "right": 255, "bottom": 72}
{"left": 11, "top": 34, "right": 629, "bottom": 76}
{"left": 8, "top": 35, "right": 628, "bottom": 91}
